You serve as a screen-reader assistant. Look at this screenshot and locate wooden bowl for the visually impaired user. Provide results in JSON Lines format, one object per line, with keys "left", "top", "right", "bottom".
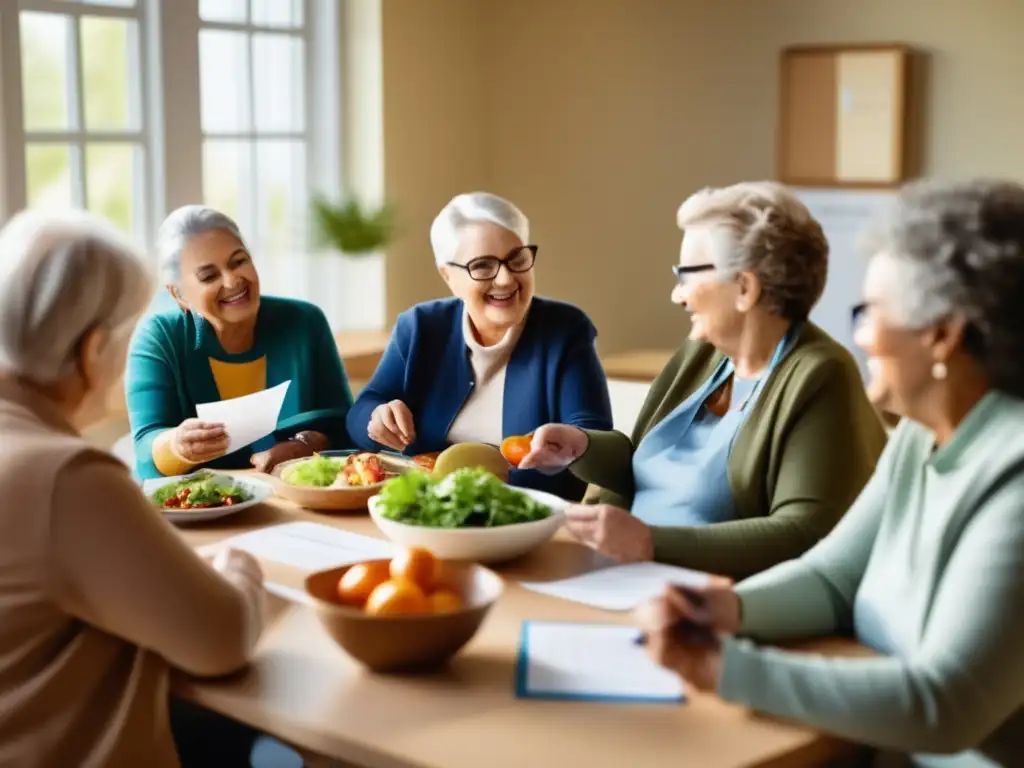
{"left": 267, "top": 451, "right": 415, "bottom": 512}
{"left": 304, "top": 560, "right": 504, "bottom": 672}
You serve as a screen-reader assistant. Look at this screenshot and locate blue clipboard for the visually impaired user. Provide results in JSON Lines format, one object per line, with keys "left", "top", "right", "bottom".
{"left": 514, "top": 621, "right": 685, "bottom": 704}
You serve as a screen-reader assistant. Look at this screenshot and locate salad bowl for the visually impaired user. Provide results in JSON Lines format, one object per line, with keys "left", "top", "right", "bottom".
{"left": 266, "top": 450, "right": 416, "bottom": 512}
{"left": 368, "top": 468, "right": 568, "bottom": 563}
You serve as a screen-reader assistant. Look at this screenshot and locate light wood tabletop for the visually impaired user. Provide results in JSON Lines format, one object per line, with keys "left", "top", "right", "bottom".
{"left": 173, "top": 493, "right": 861, "bottom": 768}
{"left": 599, "top": 349, "right": 675, "bottom": 382}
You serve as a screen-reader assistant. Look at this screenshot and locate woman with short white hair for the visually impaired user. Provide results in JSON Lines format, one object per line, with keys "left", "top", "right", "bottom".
{"left": 126, "top": 204, "right": 355, "bottom": 480}
{"left": 346, "top": 191, "right": 613, "bottom": 500}
{"left": 522, "top": 181, "right": 886, "bottom": 577}
{"left": 636, "top": 178, "right": 1024, "bottom": 766}
{"left": 0, "top": 209, "right": 269, "bottom": 766}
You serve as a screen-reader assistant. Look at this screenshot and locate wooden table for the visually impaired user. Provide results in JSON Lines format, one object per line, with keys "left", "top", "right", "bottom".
{"left": 600, "top": 349, "right": 674, "bottom": 382}
{"left": 175, "top": 495, "right": 860, "bottom": 768}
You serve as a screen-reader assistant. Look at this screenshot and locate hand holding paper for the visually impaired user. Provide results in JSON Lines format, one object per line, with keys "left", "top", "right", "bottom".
{"left": 196, "top": 380, "right": 291, "bottom": 453}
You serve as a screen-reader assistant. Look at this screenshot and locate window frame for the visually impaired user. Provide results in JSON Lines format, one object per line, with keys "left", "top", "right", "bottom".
{"left": 197, "top": 0, "right": 314, "bottom": 262}
{"left": 0, "top": 0, "right": 154, "bottom": 241}
{"left": 0, "top": 0, "right": 341, "bottom": 268}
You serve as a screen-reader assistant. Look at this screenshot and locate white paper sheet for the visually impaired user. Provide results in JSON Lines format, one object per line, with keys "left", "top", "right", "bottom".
{"left": 197, "top": 521, "right": 394, "bottom": 571}
{"left": 195, "top": 380, "right": 291, "bottom": 453}
{"left": 516, "top": 621, "right": 685, "bottom": 703}
{"left": 520, "top": 561, "right": 709, "bottom": 611}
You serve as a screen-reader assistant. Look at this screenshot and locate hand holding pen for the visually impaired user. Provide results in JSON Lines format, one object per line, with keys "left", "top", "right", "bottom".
{"left": 632, "top": 577, "right": 741, "bottom": 693}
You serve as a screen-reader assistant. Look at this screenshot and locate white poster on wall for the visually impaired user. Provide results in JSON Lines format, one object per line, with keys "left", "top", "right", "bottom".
{"left": 796, "top": 188, "right": 895, "bottom": 379}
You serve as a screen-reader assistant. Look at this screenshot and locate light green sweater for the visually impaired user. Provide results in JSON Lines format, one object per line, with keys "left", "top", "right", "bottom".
{"left": 720, "top": 391, "right": 1024, "bottom": 767}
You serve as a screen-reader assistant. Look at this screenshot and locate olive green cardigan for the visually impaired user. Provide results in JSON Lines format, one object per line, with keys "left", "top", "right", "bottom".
{"left": 573, "top": 324, "right": 887, "bottom": 579}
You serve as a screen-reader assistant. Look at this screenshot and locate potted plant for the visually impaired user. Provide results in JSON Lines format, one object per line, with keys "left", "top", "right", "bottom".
{"left": 310, "top": 193, "right": 397, "bottom": 255}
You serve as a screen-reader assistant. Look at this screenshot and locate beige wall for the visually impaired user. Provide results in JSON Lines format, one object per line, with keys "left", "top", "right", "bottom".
{"left": 381, "top": 0, "right": 488, "bottom": 321}
{"left": 382, "top": 0, "right": 1024, "bottom": 352}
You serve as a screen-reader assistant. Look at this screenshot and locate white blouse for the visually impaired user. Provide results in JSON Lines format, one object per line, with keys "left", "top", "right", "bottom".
{"left": 446, "top": 309, "right": 523, "bottom": 446}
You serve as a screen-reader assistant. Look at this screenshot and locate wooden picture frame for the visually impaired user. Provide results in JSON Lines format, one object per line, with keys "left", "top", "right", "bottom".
{"left": 778, "top": 43, "right": 913, "bottom": 188}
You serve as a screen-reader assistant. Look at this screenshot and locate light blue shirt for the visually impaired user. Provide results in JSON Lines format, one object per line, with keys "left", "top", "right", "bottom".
{"left": 630, "top": 327, "right": 797, "bottom": 527}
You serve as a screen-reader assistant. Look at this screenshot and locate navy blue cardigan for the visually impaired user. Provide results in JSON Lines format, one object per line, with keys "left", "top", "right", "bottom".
{"left": 347, "top": 296, "right": 613, "bottom": 500}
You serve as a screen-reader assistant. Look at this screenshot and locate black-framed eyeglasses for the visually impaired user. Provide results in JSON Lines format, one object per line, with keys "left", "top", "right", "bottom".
{"left": 672, "top": 263, "right": 716, "bottom": 286}
{"left": 851, "top": 302, "right": 869, "bottom": 331}
{"left": 447, "top": 245, "right": 538, "bottom": 282}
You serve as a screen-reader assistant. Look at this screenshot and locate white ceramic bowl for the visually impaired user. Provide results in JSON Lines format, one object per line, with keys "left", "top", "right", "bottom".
{"left": 367, "top": 486, "right": 567, "bottom": 564}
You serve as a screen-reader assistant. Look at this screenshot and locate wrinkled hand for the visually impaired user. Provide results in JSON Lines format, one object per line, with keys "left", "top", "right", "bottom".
{"left": 172, "top": 418, "right": 228, "bottom": 463}
{"left": 633, "top": 585, "right": 725, "bottom": 693}
{"left": 518, "top": 424, "right": 589, "bottom": 471}
{"left": 368, "top": 400, "right": 415, "bottom": 451}
{"left": 250, "top": 430, "right": 328, "bottom": 473}
{"left": 208, "top": 547, "right": 264, "bottom": 587}
{"left": 564, "top": 503, "right": 653, "bottom": 562}
{"left": 672, "top": 576, "right": 742, "bottom": 635}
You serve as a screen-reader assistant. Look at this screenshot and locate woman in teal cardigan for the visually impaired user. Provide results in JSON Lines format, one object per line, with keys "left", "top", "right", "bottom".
{"left": 635, "top": 179, "right": 1024, "bottom": 766}
{"left": 126, "top": 205, "right": 354, "bottom": 480}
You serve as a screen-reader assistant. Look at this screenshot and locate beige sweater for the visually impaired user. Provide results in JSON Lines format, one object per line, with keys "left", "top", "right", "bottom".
{"left": 0, "top": 379, "right": 264, "bottom": 768}
{"left": 446, "top": 310, "right": 523, "bottom": 446}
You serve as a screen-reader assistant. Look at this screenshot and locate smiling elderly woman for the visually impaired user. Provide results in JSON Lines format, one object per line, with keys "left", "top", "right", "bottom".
{"left": 635, "top": 179, "right": 1024, "bottom": 767}
{"left": 346, "top": 192, "right": 613, "bottom": 500}
{"left": 522, "top": 181, "right": 887, "bottom": 577}
{"left": 0, "top": 210, "right": 270, "bottom": 766}
{"left": 126, "top": 205, "right": 354, "bottom": 480}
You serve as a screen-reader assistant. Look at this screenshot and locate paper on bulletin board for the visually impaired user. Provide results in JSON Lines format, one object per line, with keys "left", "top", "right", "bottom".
{"left": 797, "top": 188, "right": 895, "bottom": 381}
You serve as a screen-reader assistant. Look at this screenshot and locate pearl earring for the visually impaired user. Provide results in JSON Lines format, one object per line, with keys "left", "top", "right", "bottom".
{"left": 931, "top": 361, "right": 948, "bottom": 381}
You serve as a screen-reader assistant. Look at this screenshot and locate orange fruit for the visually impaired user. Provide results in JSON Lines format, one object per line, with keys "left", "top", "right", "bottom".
{"left": 389, "top": 547, "right": 438, "bottom": 591}
{"left": 500, "top": 435, "right": 532, "bottom": 468}
{"left": 364, "top": 579, "right": 428, "bottom": 616}
{"left": 428, "top": 589, "right": 464, "bottom": 614}
{"left": 336, "top": 561, "right": 391, "bottom": 607}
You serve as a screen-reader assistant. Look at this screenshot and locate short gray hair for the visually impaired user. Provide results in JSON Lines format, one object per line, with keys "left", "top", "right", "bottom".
{"left": 0, "top": 209, "right": 153, "bottom": 383}
{"left": 868, "top": 179, "right": 1024, "bottom": 398}
{"left": 429, "top": 192, "right": 529, "bottom": 265}
{"left": 156, "top": 205, "right": 245, "bottom": 284}
{"left": 677, "top": 181, "right": 828, "bottom": 321}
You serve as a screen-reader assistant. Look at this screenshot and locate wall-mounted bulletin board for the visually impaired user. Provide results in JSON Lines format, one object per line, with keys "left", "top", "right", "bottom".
{"left": 778, "top": 44, "right": 913, "bottom": 188}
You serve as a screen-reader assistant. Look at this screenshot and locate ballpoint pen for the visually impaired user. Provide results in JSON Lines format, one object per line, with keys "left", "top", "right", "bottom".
{"left": 633, "top": 585, "right": 718, "bottom": 646}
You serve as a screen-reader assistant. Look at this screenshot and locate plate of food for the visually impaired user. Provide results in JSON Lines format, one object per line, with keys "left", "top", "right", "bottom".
{"left": 267, "top": 450, "right": 418, "bottom": 511}
{"left": 145, "top": 469, "right": 273, "bottom": 523}
{"left": 367, "top": 467, "right": 567, "bottom": 563}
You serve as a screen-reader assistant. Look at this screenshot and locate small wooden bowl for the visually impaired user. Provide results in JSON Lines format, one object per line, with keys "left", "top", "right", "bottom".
{"left": 267, "top": 451, "right": 415, "bottom": 512}
{"left": 304, "top": 560, "right": 504, "bottom": 673}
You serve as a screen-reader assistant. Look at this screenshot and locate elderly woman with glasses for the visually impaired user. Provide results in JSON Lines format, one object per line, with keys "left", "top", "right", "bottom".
{"left": 521, "top": 181, "right": 886, "bottom": 578}
{"left": 126, "top": 205, "right": 355, "bottom": 480}
{"left": 346, "top": 191, "right": 613, "bottom": 500}
{"left": 635, "top": 179, "right": 1024, "bottom": 766}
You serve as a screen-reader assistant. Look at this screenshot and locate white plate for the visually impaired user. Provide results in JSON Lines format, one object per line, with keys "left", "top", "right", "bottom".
{"left": 368, "top": 485, "right": 568, "bottom": 563}
{"left": 144, "top": 471, "right": 274, "bottom": 524}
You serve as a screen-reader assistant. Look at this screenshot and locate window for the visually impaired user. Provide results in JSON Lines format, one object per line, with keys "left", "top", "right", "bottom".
{"left": 15, "top": 1, "right": 150, "bottom": 240}
{"left": 0, "top": 0, "right": 376, "bottom": 330}
{"left": 198, "top": 0, "right": 309, "bottom": 263}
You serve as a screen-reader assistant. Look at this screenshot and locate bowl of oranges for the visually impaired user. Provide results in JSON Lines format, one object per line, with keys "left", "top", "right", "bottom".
{"left": 303, "top": 546, "right": 504, "bottom": 672}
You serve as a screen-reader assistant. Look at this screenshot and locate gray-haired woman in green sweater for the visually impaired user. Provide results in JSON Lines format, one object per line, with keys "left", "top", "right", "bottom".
{"left": 521, "top": 181, "right": 887, "bottom": 579}
{"left": 635, "top": 179, "right": 1024, "bottom": 767}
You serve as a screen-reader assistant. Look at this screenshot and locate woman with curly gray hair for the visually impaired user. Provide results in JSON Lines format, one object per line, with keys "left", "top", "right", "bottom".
{"left": 522, "top": 181, "right": 886, "bottom": 578}
{"left": 636, "top": 179, "right": 1024, "bottom": 766}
